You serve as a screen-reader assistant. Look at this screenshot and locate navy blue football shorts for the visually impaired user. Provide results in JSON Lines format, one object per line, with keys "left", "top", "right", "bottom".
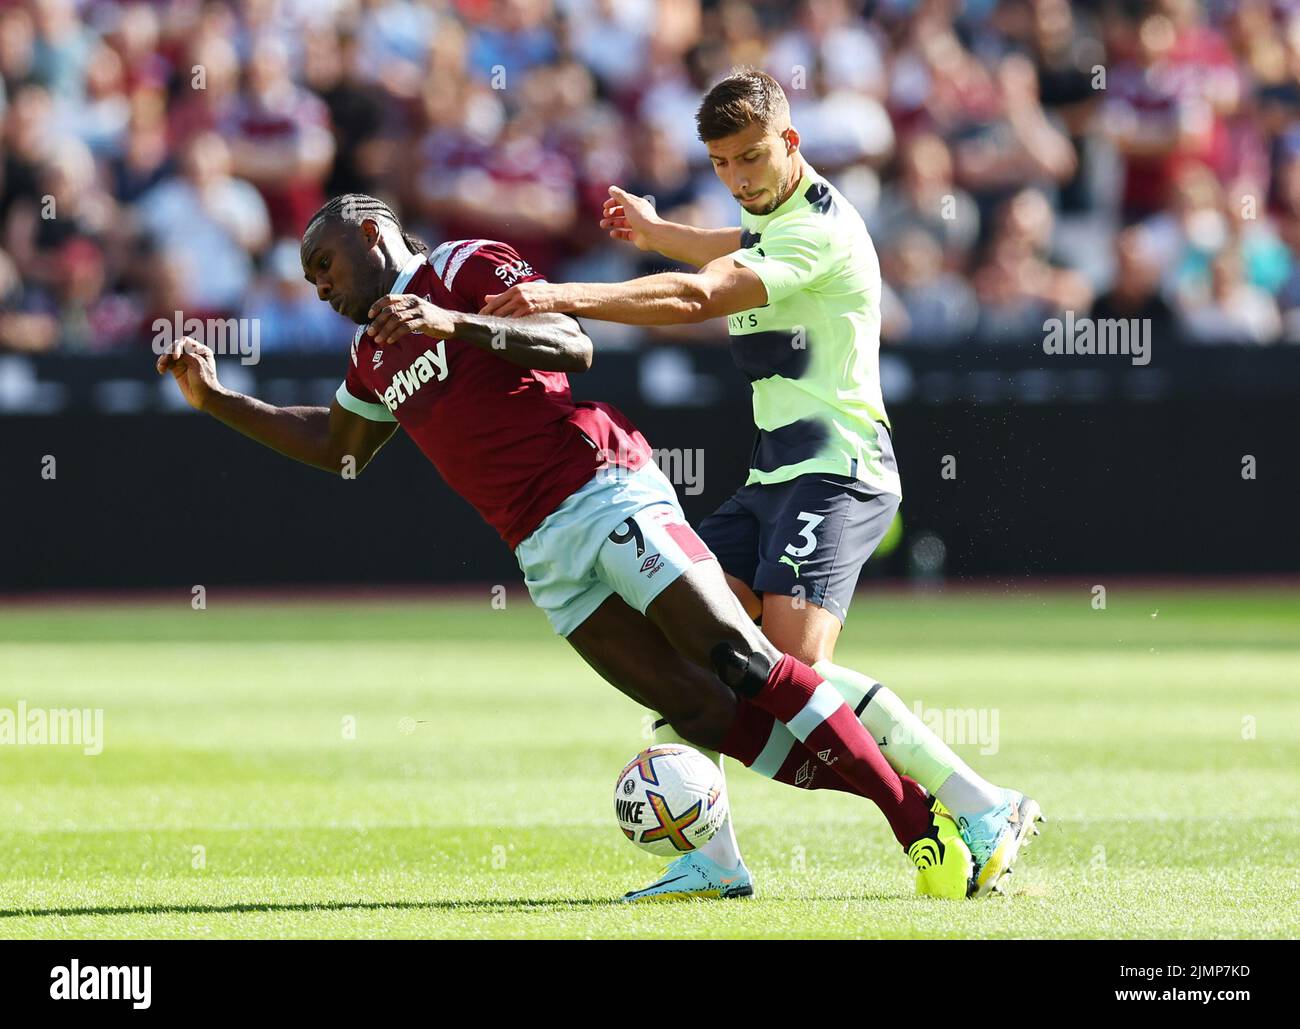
{"left": 697, "top": 431, "right": 900, "bottom": 624}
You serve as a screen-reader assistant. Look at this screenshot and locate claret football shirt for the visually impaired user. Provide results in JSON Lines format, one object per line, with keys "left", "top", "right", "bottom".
{"left": 336, "top": 241, "right": 651, "bottom": 548}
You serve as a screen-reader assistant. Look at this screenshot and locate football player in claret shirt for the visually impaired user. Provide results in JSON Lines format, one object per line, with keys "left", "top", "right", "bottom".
{"left": 158, "top": 194, "right": 970, "bottom": 903}
{"left": 482, "top": 70, "right": 1044, "bottom": 902}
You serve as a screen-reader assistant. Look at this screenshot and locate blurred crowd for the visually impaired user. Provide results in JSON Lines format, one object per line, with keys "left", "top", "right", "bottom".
{"left": 2, "top": 0, "right": 1300, "bottom": 355}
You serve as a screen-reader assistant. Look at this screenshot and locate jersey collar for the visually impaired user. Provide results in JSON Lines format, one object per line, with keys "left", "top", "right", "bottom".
{"left": 391, "top": 249, "right": 428, "bottom": 295}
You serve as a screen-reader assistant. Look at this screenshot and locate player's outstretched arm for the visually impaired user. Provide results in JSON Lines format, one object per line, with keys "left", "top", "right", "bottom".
{"left": 601, "top": 186, "right": 741, "bottom": 268}
{"left": 155, "top": 337, "right": 396, "bottom": 475}
{"left": 479, "top": 256, "right": 768, "bottom": 327}
{"left": 367, "top": 294, "right": 592, "bottom": 372}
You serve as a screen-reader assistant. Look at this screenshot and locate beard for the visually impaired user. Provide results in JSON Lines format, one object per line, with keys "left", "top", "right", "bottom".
{"left": 746, "top": 165, "right": 797, "bottom": 215}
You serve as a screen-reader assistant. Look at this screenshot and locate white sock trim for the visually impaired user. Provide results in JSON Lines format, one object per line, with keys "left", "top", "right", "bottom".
{"left": 750, "top": 721, "right": 797, "bottom": 778}
{"left": 787, "top": 681, "right": 845, "bottom": 742}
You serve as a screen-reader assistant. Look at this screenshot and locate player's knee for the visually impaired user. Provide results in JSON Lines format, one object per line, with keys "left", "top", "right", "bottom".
{"left": 710, "top": 640, "right": 773, "bottom": 697}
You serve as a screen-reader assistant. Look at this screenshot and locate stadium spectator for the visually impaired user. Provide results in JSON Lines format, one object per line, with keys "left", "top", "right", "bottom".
{"left": 1091, "top": 225, "right": 1181, "bottom": 342}
{"left": 107, "top": 90, "right": 173, "bottom": 204}
{"left": 0, "top": 5, "right": 37, "bottom": 91}
{"left": 767, "top": 0, "right": 887, "bottom": 98}
{"left": 66, "top": 41, "right": 130, "bottom": 157}
{"left": 869, "top": 132, "right": 980, "bottom": 270}
{"left": 882, "top": 228, "right": 979, "bottom": 346}
{"left": 3, "top": 137, "right": 113, "bottom": 296}
{"left": 134, "top": 131, "right": 271, "bottom": 316}
{"left": 28, "top": 0, "right": 95, "bottom": 102}
{"left": 0, "top": 242, "right": 59, "bottom": 353}
{"left": 1180, "top": 245, "right": 1283, "bottom": 344}
{"left": 222, "top": 34, "right": 335, "bottom": 237}
{"left": 786, "top": 57, "right": 894, "bottom": 181}
{"left": 303, "top": 26, "right": 392, "bottom": 200}
{"left": 971, "top": 187, "right": 1093, "bottom": 341}
{"left": 243, "top": 238, "right": 353, "bottom": 352}
{"left": 565, "top": 0, "right": 655, "bottom": 94}
{"left": 0, "top": 0, "right": 1298, "bottom": 353}
{"left": 1, "top": 83, "right": 52, "bottom": 227}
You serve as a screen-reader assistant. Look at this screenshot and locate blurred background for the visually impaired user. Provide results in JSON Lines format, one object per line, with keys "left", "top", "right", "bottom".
{"left": 1, "top": 0, "right": 1298, "bottom": 591}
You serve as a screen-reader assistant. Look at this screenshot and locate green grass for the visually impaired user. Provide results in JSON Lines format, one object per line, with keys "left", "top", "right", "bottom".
{"left": 1, "top": 586, "right": 1297, "bottom": 939}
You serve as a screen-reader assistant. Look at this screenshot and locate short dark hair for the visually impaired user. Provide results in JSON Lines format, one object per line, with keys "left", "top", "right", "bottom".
{"left": 695, "top": 69, "right": 790, "bottom": 143}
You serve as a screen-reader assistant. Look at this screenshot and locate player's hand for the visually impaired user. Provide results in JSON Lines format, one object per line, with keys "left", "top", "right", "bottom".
{"left": 155, "top": 336, "right": 220, "bottom": 411}
{"left": 366, "top": 294, "right": 457, "bottom": 344}
{"left": 600, "top": 186, "right": 661, "bottom": 251}
{"left": 479, "top": 282, "right": 566, "bottom": 318}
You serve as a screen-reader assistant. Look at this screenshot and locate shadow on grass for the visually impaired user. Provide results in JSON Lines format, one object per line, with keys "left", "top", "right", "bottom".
{"left": 0, "top": 898, "right": 621, "bottom": 919}
{"left": 0, "top": 892, "right": 903, "bottom": 919}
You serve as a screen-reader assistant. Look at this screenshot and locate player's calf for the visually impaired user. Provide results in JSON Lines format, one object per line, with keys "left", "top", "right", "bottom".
{"left": 655, "top": 691, "right": 735, "bottom": 752}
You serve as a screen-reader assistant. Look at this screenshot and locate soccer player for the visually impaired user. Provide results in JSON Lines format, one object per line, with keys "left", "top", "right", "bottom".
{"left": 480, "top": 70, "right": 1043, "bottom": 901}
{"left": 156, "top": 194, "right": 973, "bottom": 902}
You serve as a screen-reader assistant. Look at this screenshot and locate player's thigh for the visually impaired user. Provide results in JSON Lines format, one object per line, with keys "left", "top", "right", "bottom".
{"left": 755, "top": 474, "right": 900, "bottom": 624}
{"left": 726, "top": 574, "right": 761, "bottom": 621}
{"left": 643, "top": 560, "right": 778, "bottom": 674}
{"left": 697, "top": 494, "right": 762, "bottom": 620}
{"left": 586, "top": 471, "right": 772, "bottom": 672}
{"left": 761, "top": 593, "right": 843, "bottom": 665}
{"left": 565, "top": 593, "right": 736, "bottom": 748}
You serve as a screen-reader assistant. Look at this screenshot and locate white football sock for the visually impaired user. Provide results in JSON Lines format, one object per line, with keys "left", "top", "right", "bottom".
{"left": 934, "top": 771, "right": 1006, "bottom": 819}
{"left": 814, "top": 660, "right": 1003, "bottom": 819}
{"left": 653, "top": 720, "right": 744, "bottom": 870}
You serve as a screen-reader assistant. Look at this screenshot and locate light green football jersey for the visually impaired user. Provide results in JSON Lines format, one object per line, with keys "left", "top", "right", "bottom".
{"left": 727, "top": 163, "right": 900, "bottom": 497}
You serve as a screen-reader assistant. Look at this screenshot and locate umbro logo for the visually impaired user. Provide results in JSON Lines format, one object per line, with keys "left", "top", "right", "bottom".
{"left": 372, "top": 349, "right": 384, "bottom": 368}
{"left": 640, "top": 554, "right": 664, "bottom": 577}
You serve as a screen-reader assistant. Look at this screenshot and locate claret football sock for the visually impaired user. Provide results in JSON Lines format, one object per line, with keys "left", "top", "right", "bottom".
{"left": 717, "top": 697, "right": 933, "bottom": 847}
{"left": 813, "top": 660, "right": 1003, "bottom": 819}
{"left": 715, "top": 647, "right": 931, "bottom": 847}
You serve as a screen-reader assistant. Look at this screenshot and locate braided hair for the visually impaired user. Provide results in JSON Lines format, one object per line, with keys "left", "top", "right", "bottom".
{"left": 303, "top": 194, "right": 428, "bottom": 256}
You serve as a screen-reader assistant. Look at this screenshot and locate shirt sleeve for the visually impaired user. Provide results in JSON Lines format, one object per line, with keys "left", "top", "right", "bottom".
{"left": 334, "top": 332, "right": 396, "bottom": 422}
{"left": 442, "top": 240, "right": 547, "bottom": 310}
{"left": 729, "top": 212, "right": 835, "bottom": 305}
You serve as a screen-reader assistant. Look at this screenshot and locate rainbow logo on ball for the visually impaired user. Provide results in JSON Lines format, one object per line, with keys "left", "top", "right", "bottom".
{"left": 614, "top": 744, "right": 730, "bottom": 856}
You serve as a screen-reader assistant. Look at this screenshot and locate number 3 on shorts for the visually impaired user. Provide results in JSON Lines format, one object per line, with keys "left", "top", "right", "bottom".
{"left": 785, "top": 512, "right": 824, "bottom": 558}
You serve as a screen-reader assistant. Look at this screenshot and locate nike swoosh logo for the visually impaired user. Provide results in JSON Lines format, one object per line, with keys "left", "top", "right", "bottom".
{"left": 630, "top": 874, "right": 688, "bottom": 896}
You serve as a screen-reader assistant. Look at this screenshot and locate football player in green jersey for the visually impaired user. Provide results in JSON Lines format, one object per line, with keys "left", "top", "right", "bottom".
{"left": 482, "top": 69, "right": 1042, "bottom": 902}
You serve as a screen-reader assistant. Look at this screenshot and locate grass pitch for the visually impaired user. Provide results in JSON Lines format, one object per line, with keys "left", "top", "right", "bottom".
{"left": 1, "top": 585, "right": 1297, "bottom": 939}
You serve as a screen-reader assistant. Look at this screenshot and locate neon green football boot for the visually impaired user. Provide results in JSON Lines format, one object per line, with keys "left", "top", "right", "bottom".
{"left": 909, "top": 797, "right": 974, "bottom": 899}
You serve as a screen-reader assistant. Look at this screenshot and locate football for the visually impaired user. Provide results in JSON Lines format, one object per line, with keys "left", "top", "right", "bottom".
{"left": 613, "top": 744, "right": 729, "bottom": 856}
